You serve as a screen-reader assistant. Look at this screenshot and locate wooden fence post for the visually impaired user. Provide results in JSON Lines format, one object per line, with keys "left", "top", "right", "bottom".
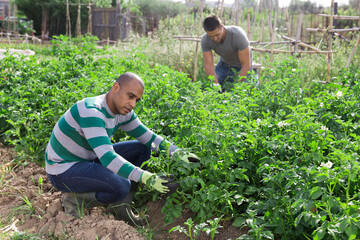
{"left": 179, "top": 13, "right": 183, "bottom": 72}
{"left": 346, "top": 0, "right": 360, "bottom": 68}
{"left": 250, "top": 0, "right": 259, "bottom": 40}
{"left": 115, "top": 1, "right": 121, "bottom": 41}
{"left": 193, "top": 0, "right": 204, "bottom": 82}
{"left": 247, "top": 11, "right": 251, "bottom": 39}
{"left": 87, "top": 0, "right": 92, "bottom": 34}
{"left": 294, "top": 12, "right": 303, "bottom": 54}
{"left": 220, "top": 0, "right": 225, "bottom": 19}
{"left": 327, "top": 0, "right": 335, "bottom": 83}
{"left": 267, "top": 0, "right": 274, "bottom": 62}
{"left": 76, "top": 0, "right": 81, "bottom": 37}
{"left": 66, "top": 0, "right": 71, "bottom": 36}
{"left": 259, "top": 17, "right": 264, "bottom": 64}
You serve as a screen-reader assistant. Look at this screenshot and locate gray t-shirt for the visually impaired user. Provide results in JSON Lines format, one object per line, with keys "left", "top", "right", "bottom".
{"left": 201, "top": 26, "right": 250, "bottom": 67}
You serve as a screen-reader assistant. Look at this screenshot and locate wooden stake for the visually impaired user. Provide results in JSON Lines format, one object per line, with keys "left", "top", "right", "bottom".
{"left": 250, "top": 0, "right": 259, "bottom": 40}
{"left": 87, "top": 0, "right": 92, "bottom": 34}
{"left": 267, "top": 0, "right": 274, "bottom": 62}
{"left": 76, "top": 0, "right": 81, "bottom": 37}
{"left": 327, "top": 0, "right": 334, "bottom": 83}
{"left": 285, "top": 8, "right": 291, "bottom": 52}
{"left": 281, "top": 35, "right": 321, "bottom": 52}
{"left": 66, "top": 0, "right": 71, "bottom": 36}
{"left": 220, "top": 0, "right": 225, "bottom": 19}
{"left": 294, "top": 12, "right": 303, "bottom": 54}
{"left": 252, "top": 47, "right": 336, "bottom": 54}
{"left": 285, "top": 8, "right": 291, "bottom": 37}
{"left": 259, "top": 17, "right": 264, "bottom": 64}
{"left": 247, "top": 11, "right": 251, "bottom": 39}
{"left": 179, "top": 13, "right": 183, "bottom": 72}
{"left": 346, "top": 0, "right": 360, "bottom": 68}
{"left": 193, "top": 0, "right": 204, "bottom": 82}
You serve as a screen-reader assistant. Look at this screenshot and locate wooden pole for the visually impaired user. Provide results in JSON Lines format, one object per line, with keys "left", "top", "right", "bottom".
{"left": 250, "top": 0, "right": 259, "bottom": 40}
{"left": 327, "top": 0, "right": 334, "bottom": 83}
{"left": 294, "top": 12, "right": 303, "bottom": 54}
{"left": 346, "top": 0, "right": 360, "bottom": 68}
{"left": 116, "top": 1, "right": 121, "bottom": 41}
{"left": 258, "top": 17, "right": 264, "bottom": 64}
{"left": 267, "top": 0, "right": 274, "bottom": 62}
{"left": 76, "top": 0, "right": 81, "bottom": 37}
{"left": 220, "top": 0, "right": 225, "bottom": 19}
{"left": 281, "top": 35, "right": 321, "bottom": 52}
{"left": 66, "top": 0, "right": 71, "bottom": 36}
{"left": 273, "top": 9, "right": 277, "bottom": 41}
{"left": 179, "top": 13, "right": 183, "bottom": 72}
{"left": 285, "top": 8, "right": 291, "bottom": 37}
{"left": 247, "top": 11, "right": 251, "bottom": 39}
{"left": 193, "top": 0, "right": 204, "bottom": 82}
{"left": 252, "top": 47, "right": 336, "bottom": 54}
{"left": 236, "top": 0, "right": 240, "bottom": 26}
{"left": 285, "top": 7, "right": 291, "bottom": 52}
{"left": 216, "top": 0, "right": 221, "bottom": 17}
{"left": 87, "top": 0, "right": 92, "bottom": 34}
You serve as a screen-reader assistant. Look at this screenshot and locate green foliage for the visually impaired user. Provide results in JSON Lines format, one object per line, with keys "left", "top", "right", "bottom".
{"left": 2, "top": 35, "right": 360, "bottom": 239}
{"left": 93, "top": 0, "right": 112, "bottom": 8}
{"left": 170, "top": 216, "right": 223, "bottom": 240}
{"left": 135, "top": 0, "right": 185, "bottom": 18}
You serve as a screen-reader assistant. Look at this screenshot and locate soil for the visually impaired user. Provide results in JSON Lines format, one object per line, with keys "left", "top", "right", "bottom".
{"left": 0, "top": 142, "right": 246, "bottom": 239}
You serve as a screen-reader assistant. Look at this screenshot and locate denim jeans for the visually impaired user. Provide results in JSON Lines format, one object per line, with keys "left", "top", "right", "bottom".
{"left": 47, "top": 140, "right": 151, "bottom": 204}
{"left": 215, "top": 60, "right": 253, "bottom": 85}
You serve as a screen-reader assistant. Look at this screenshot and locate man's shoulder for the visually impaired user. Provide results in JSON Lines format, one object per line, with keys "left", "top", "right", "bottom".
{"left": 226, "top": 26, "right": 246, "bottom": 35}
{"left": 201, "top": 33, "right": 209, "bottom": 42}
{"left": 76, "top": 94, "right": 110, "bottom": 119}
{"left": 83, "top": 95, "right": 104, "bottom": 109}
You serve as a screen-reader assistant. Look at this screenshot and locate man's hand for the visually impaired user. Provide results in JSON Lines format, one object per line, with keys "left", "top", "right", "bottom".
{"left": 172, "top": 149, "right": 200, "bottom": 163}
{"left": 141, "top": 171, "right": 169, "bottom": 193}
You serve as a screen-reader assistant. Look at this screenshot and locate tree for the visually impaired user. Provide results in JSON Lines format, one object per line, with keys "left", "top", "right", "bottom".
{"left": 16, "top": 0, "right": 104, "bottom": 38}
{"left": 288, "top": 0, "right": 318, "bottom": 14}
{"left": 15, "top": 0, "right": 64, "bottom": 39}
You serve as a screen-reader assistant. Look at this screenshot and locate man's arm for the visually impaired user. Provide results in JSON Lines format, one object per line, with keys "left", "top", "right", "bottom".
{"left": 237, "top": 46, "right": 252, "bottom": 82}
{"left": 203, "top": 51, "right": 219, "bottom": 84}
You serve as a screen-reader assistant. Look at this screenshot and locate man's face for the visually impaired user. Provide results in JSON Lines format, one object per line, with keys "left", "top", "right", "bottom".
{"left": 206, "top": 25, "right": 224, "bottom": 43}
{"left": 113, "top": 80, "right": 144, "bottom": 115}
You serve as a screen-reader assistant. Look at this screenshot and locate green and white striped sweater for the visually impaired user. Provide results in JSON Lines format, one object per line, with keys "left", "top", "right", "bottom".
{"left": 45, "top": 94, "right": 177, "bottom": 182}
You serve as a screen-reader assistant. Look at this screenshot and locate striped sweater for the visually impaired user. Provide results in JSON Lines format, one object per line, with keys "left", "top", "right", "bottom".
{"left": 45, "top": 94, "right": 177, "bottom": 182}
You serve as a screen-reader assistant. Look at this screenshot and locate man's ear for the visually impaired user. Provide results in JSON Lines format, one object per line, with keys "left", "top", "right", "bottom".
{"left": 113, "top": 82, "right": 121, "bottom": 93}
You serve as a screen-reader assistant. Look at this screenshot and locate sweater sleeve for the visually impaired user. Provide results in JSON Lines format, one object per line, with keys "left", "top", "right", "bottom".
{"left": 120, "top": 111, "right": 178, "bottom": 155}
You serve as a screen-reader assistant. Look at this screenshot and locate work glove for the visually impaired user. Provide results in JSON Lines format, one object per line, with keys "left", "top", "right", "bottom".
{"left": 140, "top": 171, "right": 169, "bottom": 193}
{"left": 172, "top": 149, "right": 200, "bottom": 163}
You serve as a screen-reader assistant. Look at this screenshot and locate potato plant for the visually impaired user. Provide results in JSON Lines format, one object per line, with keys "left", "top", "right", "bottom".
{"left": 1, "top": 35, "right": 360, "bottom": 239}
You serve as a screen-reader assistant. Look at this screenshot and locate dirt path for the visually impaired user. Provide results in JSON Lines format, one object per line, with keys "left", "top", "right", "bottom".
{"left": 0, "top": 142, "right": 244, "bottom": 239}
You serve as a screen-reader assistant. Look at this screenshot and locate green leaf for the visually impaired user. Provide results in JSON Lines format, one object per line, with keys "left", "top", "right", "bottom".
{"left": 348, "top": 234, "right": 357, "bottom": 240}
{"left": 314, "top": 228, "right": 326, "bottom": 240}
{"left": 232, "top": 217, "right": 246, "bottom": 227}
{"left": 310, "top": 187, "right": 324, "bottom": 199}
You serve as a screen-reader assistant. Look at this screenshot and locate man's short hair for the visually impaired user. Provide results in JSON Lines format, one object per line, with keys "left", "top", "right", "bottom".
{"left": 116, "top": 72, "right": 144, "bottom": 88}
{"left": 203, "top": 15, "right": 222, "bottom": 32}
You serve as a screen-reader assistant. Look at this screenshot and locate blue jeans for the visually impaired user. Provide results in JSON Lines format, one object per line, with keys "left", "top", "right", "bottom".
{"left": 215, "top": 60, "right": 253, "bottom": 86}
{"left": 47, "top": 140, "right": 151, "bottom": 204}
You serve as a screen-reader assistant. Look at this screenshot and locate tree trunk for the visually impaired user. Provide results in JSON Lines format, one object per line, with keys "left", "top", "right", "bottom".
{"left": 41, "top": 7, "right": 49, "bottom": 40}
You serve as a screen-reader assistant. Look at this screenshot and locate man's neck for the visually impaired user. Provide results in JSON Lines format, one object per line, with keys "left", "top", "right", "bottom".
{"left": 220, "top": 27, "right": 226, "bottom": 44}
